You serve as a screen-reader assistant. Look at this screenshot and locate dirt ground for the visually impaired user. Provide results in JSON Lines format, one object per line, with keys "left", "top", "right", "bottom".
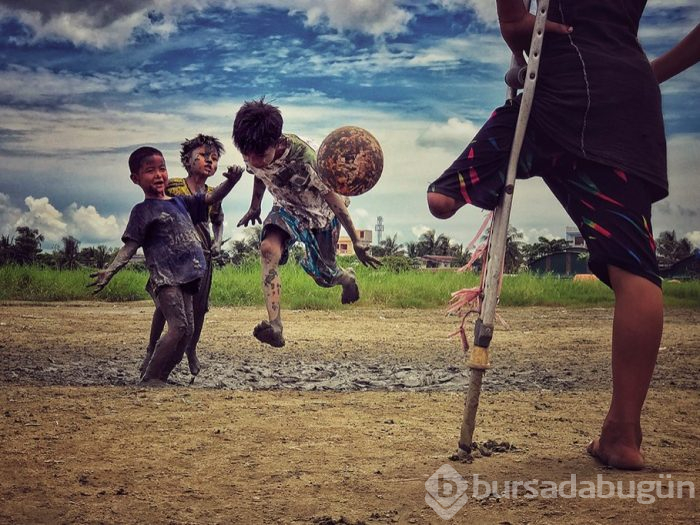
{"left": 0, "top": 301, "right": 698, "bottom": 524}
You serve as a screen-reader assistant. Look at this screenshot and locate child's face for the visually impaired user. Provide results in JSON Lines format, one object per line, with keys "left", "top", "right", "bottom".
{"left": 131, "top": 154, "right": 169, "bottom": 198}
{"left": 187, "top": 145, "right": 219, "bottom": 178}
{"left": 244, "top": 145, "right": 277, "bottom": 169}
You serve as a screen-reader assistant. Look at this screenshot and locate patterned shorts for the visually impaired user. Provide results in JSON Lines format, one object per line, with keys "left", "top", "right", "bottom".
{"left": 427, "top": 99, "right": 661, "bottom": 288}
{"left": 262, "top": 206, "right": 342, "bottom": 287}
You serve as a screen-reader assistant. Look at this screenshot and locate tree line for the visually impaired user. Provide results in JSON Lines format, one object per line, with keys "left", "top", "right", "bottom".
{"left": 0, "top": 225, "right": 694, "bottom": 272}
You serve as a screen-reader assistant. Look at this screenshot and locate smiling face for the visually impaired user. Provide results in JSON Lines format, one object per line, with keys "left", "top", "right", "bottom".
{"left": 131, "top": 154, "right": 169, "bottom": 199}
{"left": 187, "top": 145, "right": 219, "bottom": 178}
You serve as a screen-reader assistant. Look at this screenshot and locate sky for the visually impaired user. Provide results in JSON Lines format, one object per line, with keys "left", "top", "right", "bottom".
{"left": 0, "top": 0, "right": 698, "bottom": 252}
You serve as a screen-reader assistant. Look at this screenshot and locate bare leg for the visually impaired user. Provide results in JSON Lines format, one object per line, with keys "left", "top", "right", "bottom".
{"left": 587, "top": 266, "right": 663, "bottom": 469}
{"left": 140, "top": 307, "right": 165, "bottom": 378}
{"left": 253, "top": 229, "right": 285, "bottom": 347}
{"left": 161, "top": 291, "right": 195, "bottom": 380}
{"left": 185, "top": 262, "right": 212, "bottom": 376}
{"left": 142, "top": 286, "right": 191, "bottom": 384}
{"left": 427, "top": 192, "right": 462, "bottom": 219}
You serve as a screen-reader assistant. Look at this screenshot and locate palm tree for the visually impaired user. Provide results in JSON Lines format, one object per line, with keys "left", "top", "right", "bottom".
{"left": 58, "top": 236, "right": 81, "bottom": 269}
{"left": 381, "top": 234, "right": 405, "bottom": 256}
{"left": 13, "top": 226, "right": 44, "bottom": 265}
{"left": 656, "top": 230, "right": 692, "bottom": 266}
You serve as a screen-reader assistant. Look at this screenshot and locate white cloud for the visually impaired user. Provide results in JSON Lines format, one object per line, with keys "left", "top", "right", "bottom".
{"left": 417, "top": 117, "right": 480, "bottom": 151}
{"left": 0, "top": 0, "right": 414, "bottom": 49}
{"left": 0, "top": 65, "right": 138, "bottom": 103}
{"left": 685, "top": 231, "right": 700, "bottom": 249}
{"left": 64, "top": 203, "right": 122, "bottom": 244}
{"left": 15, "top": 197, "right": 68, "bottom": 244}
{"left": 0, "top": 193, "right": 22, "bottom": 237}
{"left": 2, "top": 195, "right": 123, "bottom": 248}
{"left": 298, "top": 0, "right": 412, "bottom": 36}
{"left": 411, "top": 225, "right": 432, "bottom": 239}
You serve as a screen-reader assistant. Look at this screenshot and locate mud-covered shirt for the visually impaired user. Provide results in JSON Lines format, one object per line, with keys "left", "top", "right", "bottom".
{"left": 531, "top": 0, "right": 667, "bottom": 200}
{"left": 166, "top": 178, "right": 224, "bottom": 253}
{"left": 122, "top": 195, "right": 208, "bottom": 291}
{"left": 246, "top": 134, "right": 335, "bottom": 229}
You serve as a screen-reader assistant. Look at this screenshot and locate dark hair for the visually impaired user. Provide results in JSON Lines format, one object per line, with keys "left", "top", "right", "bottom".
{"left": 180, "top": 134, "right": 225, "bottom": 167}
{"left": 232, "top": 98, "right": 283, "bottom": 155}
{"left": 128, "top": 146, "right": 163, "bottom": 174}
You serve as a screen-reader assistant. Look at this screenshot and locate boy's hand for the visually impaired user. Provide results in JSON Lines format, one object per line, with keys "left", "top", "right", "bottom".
{"left": 87, "top": 270, "right": 112, "bottom": 294}
{"left": 223, "top": 165, "right": 244, "bottom": 184}
{"left": 498, "top": 1, "right": 572, "bottom": 62}
{"left": 237, "top": 207, "right": 262, "bottom": 227}
{"left": 353, "top": 244, "right": 382, "bottom": 269}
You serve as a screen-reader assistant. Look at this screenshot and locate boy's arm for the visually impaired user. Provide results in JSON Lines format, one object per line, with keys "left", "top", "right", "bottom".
{"left": 497, "top": 0, "right": 572, "bottom": 64}
{"left": 324, "top": 191, "right": 381, "bottom": 269}
{"left": 237, "top": 177, "right": 266, "bottom": 227}
{"left": 88, "top": 240, "right": 139, "bottom": 293}
{"left": 204, "top": 165, "right": 244, "bottom": 206}
{"left": 650, "top": 24, "right": 700, "bottom": 84}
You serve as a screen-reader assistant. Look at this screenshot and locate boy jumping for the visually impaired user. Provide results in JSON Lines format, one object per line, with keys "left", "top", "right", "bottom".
{"left": 232, "top": 98, "right": 380, "bottom": 348}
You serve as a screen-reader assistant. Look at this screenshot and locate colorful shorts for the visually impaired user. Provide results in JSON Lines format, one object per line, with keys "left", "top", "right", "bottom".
{"left": 427, "top": 99, "right": 661, "bottom": 288}
{"left": 262, "top": 206, "right": 342, "bottom": 287}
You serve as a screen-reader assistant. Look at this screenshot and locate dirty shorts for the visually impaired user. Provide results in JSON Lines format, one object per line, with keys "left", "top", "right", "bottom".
{"left": 427, "top": 98, "right": 661, "bottom": 288}
{"left": 262, "top": 206, "right": 342, "bottom": 287}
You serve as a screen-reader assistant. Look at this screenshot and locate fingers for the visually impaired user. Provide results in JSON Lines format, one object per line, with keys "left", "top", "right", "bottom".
{"left": 545, "top": 20, "right": 573, "bottom": 35}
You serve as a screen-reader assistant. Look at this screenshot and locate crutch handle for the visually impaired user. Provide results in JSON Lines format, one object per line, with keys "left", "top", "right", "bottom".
{"left": 505, "top": 66, "right": 527, "bottom": 89}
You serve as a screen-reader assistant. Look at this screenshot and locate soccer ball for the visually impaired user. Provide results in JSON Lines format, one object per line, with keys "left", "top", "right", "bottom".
{"left": 317, "top": 126, "right": 383, "bottom": 196}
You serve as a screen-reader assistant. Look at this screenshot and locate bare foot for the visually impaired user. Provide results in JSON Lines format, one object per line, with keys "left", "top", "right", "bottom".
{"left": 253, "top": 320, "right": 285, "bottom": 347}
{"left": 341, "top": 269, "right": 359, "bottom": 304}
{"left": 587, "top": 438, "right": 645, "bottom": 470}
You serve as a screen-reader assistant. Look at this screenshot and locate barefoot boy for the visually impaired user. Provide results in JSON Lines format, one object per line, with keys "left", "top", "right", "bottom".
{"left": 90, "top": 146, "right": 243, "bottom": 385}
{"left": 427, "top": 1, "right": 699, "bottom": 469}
{"left": 140, "top": 134, "right": 228, "bottom": 379}
{"left": 232, "top": 98, "right": 380, "bottom": 347}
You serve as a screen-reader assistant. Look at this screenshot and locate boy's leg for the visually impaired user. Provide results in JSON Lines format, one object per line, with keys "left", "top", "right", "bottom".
{"left": 541, "top": 157, "right": 663, "bottom": 469}
{"left": 140, "top": 307, "right": 165, "bottom": 379}
{"left": 184, "top": 262, "right": 212, "bottom": 376}
{"left": 141, "top": 286, "right": 190, "bottom": 384}
{"left": 307, "top": 220, "right": 359, "bottom": 304}
{"left": 587, "top": 266, "right": 663, "bottom": 470}
{"left": 427, "top": 99, "right": 528, "bottom": 218}
{"left": 254, "top": 226, "right": 286, "bottom": 347}
{"left": 161, "top": 290, "right": 195, "bottom": 380}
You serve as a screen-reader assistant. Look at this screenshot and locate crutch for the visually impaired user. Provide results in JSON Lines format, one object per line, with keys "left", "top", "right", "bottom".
{"left": 457, "top": 0, "right": 550, "bottom": 458}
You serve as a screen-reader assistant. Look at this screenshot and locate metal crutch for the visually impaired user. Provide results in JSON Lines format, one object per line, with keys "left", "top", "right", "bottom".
{"left": 457, "top": 0, "right": 550, "bottom": 458}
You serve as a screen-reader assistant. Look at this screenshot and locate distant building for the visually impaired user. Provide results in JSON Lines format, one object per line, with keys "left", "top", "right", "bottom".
{"left": 418, "top": 255, "right": 456, "bottom": 269}
{"left": 529, "top": 246, "right": 589, "bottom": 277}
{"left": 565, "top": 226, "right": 586, "bottom": 248}
{"left": 337, "top": 229, "right": 372, "bottom": 255}
{"left": 660, "top": 249, "right": 700, "bottom": 279}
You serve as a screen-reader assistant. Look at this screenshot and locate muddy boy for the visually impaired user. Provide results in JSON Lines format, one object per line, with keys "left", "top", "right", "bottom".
{"left": 89, "top": 146, "right": 243, "bottom": 386}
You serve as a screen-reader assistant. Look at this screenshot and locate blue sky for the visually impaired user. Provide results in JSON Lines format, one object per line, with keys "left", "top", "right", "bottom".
{"left": 0, "top": 0, "right": 698, "bottom": 251}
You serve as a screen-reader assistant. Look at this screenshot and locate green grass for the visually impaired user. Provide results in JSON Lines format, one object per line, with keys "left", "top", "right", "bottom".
{"left": 0, "top": 263, "right": 698, "bottom": 308}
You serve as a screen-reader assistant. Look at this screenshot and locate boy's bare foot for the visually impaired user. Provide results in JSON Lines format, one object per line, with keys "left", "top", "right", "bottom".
{"left": 139, "top": 346, "right": 154, "bottom": 379}
{"left": 186, "top": 348, "right": 201, "bottom": 376}
{"left": 253, "top": 320, "right": 285, "bottom": 347}
{"left": 340, "top": 268, "right": 359, "bottom": 304}
{"left": 586, "top": 422, "right": 645, "bottom": 470}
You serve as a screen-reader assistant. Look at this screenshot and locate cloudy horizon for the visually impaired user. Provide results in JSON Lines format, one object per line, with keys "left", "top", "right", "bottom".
{"left": 0, "top": 0, "right": 698, "bottom": 252}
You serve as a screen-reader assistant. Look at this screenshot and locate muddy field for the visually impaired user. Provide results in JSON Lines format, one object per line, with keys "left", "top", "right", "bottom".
{"left": 0, "top": 301, "right": 698, "bottom": 524}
